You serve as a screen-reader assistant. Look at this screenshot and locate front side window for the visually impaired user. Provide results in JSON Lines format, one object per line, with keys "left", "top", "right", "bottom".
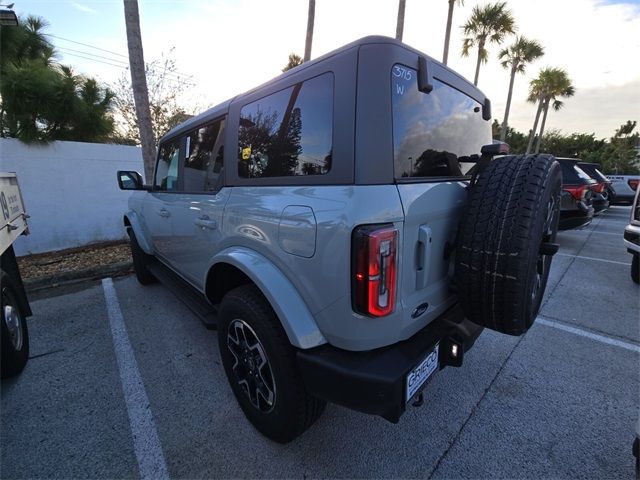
{"left": 238, "top": 72, "right": 333, "bottom": 178}
{"left": 184, "top": 119, "right": 225, "bottom": 192}
{"left": 391, "top": 64, "right": 491, "bottom": 179}
{"left": 154, "top": 141, "right": 180, "bottom": 191}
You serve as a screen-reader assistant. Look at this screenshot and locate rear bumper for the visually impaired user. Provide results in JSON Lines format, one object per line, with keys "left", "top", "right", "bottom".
{"left": 624, "top": 224, "right": 640, "bottom": 254}
{"left": 559, "top": 207, "right": 594, "bottom": 230}
{"left": 592, "top": 194, "right": 610, "bottom": 214}
{"left": 612, "top": 194, "right": 636, "bottom": 205}
{"left": 296, "top": 304, "right": 483, "bottom": 423}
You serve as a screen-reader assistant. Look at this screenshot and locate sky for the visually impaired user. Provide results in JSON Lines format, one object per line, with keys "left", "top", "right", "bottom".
{"left": 9, "top": 0, "right": 640, "bottom": 139}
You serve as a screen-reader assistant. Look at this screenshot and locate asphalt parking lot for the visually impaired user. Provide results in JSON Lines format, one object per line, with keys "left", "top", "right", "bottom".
{"left": 2, "top": 206, "right": 638, "bottom": 479}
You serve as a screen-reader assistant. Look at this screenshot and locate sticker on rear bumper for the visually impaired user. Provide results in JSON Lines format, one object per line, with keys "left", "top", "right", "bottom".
{"left": 406, "top": 343, "right": 439, "bottom": 402}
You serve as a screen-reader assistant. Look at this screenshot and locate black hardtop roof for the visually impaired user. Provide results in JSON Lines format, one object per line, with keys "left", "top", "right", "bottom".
{"left": 556, "top": 157, "right": 582, "bottom": 163}
{"left": 577, "top": 161, "right": 603, "bottom": 169}
{"left": 159, "top": 35, "right": 486, "bottom": 143}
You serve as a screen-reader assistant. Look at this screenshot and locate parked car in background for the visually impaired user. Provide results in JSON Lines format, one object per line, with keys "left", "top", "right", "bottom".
{"left": 609, "top": 175, "right": 640, "bottom": 205}
{"left": 624, "top": 186, "right": 640, "bottom": 284}
{"left": 577, "top": 162, "right": 611, "bottom": 214}
{"left": 558, "top": 158, "right": 595, "bottom": 230}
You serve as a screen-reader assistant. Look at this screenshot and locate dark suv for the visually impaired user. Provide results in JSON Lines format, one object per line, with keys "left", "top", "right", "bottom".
{"left": 558, "top": 158, "right": 595, "bottom": 230}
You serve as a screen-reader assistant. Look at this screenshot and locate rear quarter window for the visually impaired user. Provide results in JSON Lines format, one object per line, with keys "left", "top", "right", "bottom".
{"left": 238, "top": 72, "right": 333, "bottom": 178}
{"left": 391, "top": 64, "right": 490, "bottom": 179}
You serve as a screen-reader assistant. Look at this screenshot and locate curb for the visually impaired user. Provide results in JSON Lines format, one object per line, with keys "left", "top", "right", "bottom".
{"left": 24, "top": 261, "right": 133, "bottom": 292}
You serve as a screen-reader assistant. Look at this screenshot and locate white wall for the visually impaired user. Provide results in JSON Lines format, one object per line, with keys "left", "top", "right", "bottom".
{"left": 0, "top": 138, "right": 143, "bottom": 256}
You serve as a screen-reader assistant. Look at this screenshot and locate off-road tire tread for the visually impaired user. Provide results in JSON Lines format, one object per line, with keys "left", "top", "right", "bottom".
{"left": 219, "top": 285, "right": 325, "bottom": 443}
{"left": 455, "top": 154, "right": 561, "bottom": 335}
{"left": 128, "top": 230, "right": 157, "bottom": 285}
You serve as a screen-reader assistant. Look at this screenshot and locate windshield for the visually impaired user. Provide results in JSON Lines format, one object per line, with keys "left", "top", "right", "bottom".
{"left": 391, "top": 64, "right": 491, "bottom": 179}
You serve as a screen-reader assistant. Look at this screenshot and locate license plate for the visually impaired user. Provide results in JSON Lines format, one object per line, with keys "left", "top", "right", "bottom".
{"left": 406, "top": 343, "right": 439, "bottom": 402}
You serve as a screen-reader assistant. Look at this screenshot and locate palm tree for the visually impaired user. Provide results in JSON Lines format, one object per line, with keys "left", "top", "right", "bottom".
{"left": 525, "top": 68, "right": 575, "bottom": 154}
{"left": 461, "top": 2, "right": 516, "bottom": 86}
{"left": 123, "top": 0, "right": 155, "bottom": 182}
{"left": 396, "top": 0, "right": 406, "bottom": 41}
{"left": 282, "top": 53, "right": 303, "bottom": 72}
{"left": 498, "top": 36, "right": 544, "bottom": 142}
{"left": 442, "top": 0, "right": 463, "bottom": 65}
{"left": 304, "top": 0, "right": 315, "bottom": 62}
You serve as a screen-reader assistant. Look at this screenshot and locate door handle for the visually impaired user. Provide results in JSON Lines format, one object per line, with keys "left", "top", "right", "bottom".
{"left": 195, "top": 215, "right": 217, "bottom": 230}
{"left": 416, "top": 225, "right": 432, "bottom": 290}
{"left": 157, "top": 208, "right": 170, "bottom": 218}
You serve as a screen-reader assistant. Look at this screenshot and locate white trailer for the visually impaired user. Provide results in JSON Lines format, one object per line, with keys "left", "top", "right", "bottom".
{"left": 1, "top": 172, "right": 31, "bottom": 378}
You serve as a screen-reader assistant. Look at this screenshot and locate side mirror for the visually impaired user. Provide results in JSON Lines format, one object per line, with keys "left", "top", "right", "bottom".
{"left": 117, "top": 170, "right": 144, "bottom": 190}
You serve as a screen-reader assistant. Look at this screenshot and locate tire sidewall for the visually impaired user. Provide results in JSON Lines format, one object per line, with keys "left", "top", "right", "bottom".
{"left": 217, "top": 287, "right": 306, "bottom": 442}
{"left": 521, "top": 160, "right": 562, "bottom": 328}
{"left": 128, "top": 229, "right": 156, "bottom": 284}
{"left": 1, "top": 274, "right": 29, "bottom": 378}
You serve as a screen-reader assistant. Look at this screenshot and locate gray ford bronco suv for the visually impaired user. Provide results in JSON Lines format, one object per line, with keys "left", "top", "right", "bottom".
{"left": 118, "top": 36, "right": 561, "bottom": 443}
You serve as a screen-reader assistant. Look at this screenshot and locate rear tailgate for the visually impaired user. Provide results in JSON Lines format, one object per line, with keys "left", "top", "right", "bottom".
{"left": 396, "top": 182, "right": 467, "bottom": 326}
{"left": 0, "top": 173, "right": 28, "bottom": 255}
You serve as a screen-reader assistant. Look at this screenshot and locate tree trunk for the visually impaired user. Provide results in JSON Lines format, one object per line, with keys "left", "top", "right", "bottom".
{"left": 304, "top": 0, "right": 315, "bottom": 62}
{"left": 526, "top": 98, "right": 543, "bottom": 154}
{"left": 500, "top": 64, "right": 517, "bottom": 142}
{"left": 396, "top": 0, "right": 406, "bottom": 41}
{"left": 473, "top": 40, "right": 484, "bottom": 86}
{"left": 535, "top": 98, "right": 551, "bottom": 154}
{"left": 123, "top": 0, "right": 156, "bottom": 183}
{"left": 442, "top": 0, "right": 455, "bottom": 65}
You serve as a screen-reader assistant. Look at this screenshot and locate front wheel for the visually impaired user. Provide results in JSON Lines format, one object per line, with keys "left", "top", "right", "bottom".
{"left": 217, "top": 285, "right": 325, "bottom": 443}
{"left": 128, "top": 229, "right": 157, "bottom": 285}
{"left": 1, "top": 273, "right": 29, "bottom": 379}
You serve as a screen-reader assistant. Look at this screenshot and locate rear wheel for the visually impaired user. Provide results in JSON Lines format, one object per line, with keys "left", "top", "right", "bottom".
{"left": 455, "top": 154, "right": 562, "bottom": 335}
{"left": 1, "top": 273, "right": 29, "bottom": 379}
{"left": 128, "top": 229, "right": 157, "bottom": 285}
{"left": 632, "top": 254, "right": 639, "bottom": 284}
{"left": 218, "top": 285, "right": 325, "bottom": 443}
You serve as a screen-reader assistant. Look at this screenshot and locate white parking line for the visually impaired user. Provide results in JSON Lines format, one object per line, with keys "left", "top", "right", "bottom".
{"left": 561, "top": 230, "right": 621, "bottom": 236}
{"left": 556, "top": 252, "right": 631, "bottom": 266}
{"left": 537, "top": 317, "right": 640, "bottom": 353}
{"left": 102, "top": 278, "right": 169, "bottom": 480}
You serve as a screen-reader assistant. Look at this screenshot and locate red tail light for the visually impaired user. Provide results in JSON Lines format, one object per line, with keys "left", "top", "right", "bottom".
{"left": 591, "top": 183, "right": 605, "bottom": 194}
{"left": 564, "top": 185, "right": 587, "bottom": 201}
{"left": 353, "top": 225, "right": 398, "bottom": 317}
{"left": 629, "top": 179, "right": 639, "bottom": 191}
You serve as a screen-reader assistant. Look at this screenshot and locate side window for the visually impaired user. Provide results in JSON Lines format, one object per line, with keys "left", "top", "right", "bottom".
{"left": 238, "top": 72, "right": 333, "bottom": 178}
{"left": 184, "top": 119, "right": 225, "bottom": 192}
{"left": 154, "top": 141, "right": 180, "bottom": 191}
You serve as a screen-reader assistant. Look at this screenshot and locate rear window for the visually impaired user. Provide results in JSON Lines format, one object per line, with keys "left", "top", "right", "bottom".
{"left": 560, "top": 161, "right": 592, "bottom": 184}
{"left": 582, "top": 166, "right": 609, "bottom": 183}
{"left": 391, "top": 64, "right": 490, "bottom": 179}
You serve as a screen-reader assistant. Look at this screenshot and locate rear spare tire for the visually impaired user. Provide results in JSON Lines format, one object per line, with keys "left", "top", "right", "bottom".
{"left": 455, "top": 154, "right": 561, "bottom": 336}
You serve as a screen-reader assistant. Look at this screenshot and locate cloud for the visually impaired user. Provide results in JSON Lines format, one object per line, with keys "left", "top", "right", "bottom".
{"left": 69, "top": 1, "right": 97, "bottom": 14}
{"left": 58, "top": 0, "right": 638, "bottom": 139}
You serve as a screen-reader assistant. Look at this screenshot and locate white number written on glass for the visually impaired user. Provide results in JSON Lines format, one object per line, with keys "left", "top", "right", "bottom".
{"left": 393, "top": 66, "right": 413, "bottom": 81}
